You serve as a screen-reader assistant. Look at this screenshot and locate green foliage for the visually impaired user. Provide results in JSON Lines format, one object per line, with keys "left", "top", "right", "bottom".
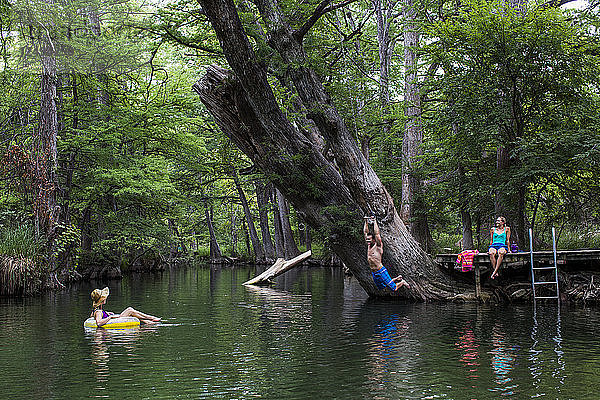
{"left": 0, "top": 225, "right": 41, "bottom": 260}
{"left": 558, "top": 228, "right": 600, "bottom": 250}
{"left": 421, "top": 0, "right": 600, "bottom": 240}
{"left": 2, "top": 0, "right": 600, "bottom": 286}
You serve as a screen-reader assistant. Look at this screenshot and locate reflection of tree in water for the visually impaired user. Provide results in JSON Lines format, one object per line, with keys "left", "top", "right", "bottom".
{"left": 489, "top": 323, "right": 519, "bottom": 397}
{"left": 455, "top": 321, "right": 480, "bottom": 382}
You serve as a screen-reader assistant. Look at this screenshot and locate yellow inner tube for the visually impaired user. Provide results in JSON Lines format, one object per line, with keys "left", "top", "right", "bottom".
{"left": 83, "top": 316, "right": 140, "bottom": 329}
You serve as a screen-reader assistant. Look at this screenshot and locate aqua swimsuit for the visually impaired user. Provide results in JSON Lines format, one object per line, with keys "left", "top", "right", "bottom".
{"left": 490, "top": 228, "right": 508, "bottom": 251}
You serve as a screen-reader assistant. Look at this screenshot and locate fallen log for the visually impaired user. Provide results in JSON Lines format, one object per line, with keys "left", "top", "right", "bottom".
{"left": 243, "top": 250, "right": 312, "bottom": 285}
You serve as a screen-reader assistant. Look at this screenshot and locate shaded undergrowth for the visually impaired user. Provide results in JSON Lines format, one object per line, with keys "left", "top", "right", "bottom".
{"left": 0, "top": 225, "right": 44, "bottom": 295}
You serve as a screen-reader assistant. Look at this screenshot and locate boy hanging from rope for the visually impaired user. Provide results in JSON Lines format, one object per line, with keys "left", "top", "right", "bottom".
{"left": 364, "top": 216, "right": 410, "bottom": 291}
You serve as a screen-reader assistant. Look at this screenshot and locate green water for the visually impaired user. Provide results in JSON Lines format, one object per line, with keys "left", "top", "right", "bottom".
{"left": 1, "top": 265, "right": 599, "bottom": 399}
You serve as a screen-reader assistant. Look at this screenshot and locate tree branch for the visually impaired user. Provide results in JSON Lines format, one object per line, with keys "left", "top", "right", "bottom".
{"left": 540, "top": 0, "right": 578, "bottom": 9}
{"left": 294, "top": 0, "right": 359, "bottom": 40}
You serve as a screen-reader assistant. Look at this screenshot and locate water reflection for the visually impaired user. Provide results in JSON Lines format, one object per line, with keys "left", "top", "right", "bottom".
{"left": 3, "top": 268, "right": 600, "bottom": 399}
{"left": 367, "top": 314, "right": 411, "bottom": 379}
{"left": 489, "top": 323, "right": 519, "bottom": 396}
{"left": 455, "top": 322, "right": 480, "bottom": 381}
{"left": 242, "top": 284, "right": 312, "bottom": 323}
{"left": 90, "top": 329, "right": 111, "bottom": 384}
{"left": 361, "top": 306, "right": 415, "bottom": 399}
{"left": 529, "top": 304, "right": 566, "bottom": 396}
{"left": 86, "top": 326, "right": 155, "bottom": 394}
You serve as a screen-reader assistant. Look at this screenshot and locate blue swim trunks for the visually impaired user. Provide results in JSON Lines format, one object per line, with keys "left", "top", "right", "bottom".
{"left": 489, "top": 243, "right": 508, "bottom": 252}
{"left": 372, "top": 266, "right": 397, "bottom": 291}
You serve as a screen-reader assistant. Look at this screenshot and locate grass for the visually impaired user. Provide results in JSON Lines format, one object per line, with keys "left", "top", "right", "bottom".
{"left": 0, "top": 225, "right": 44, "bottom": 295}
{"left": 0, "top": 225, "right": 42, "bottom": 259}
{"left": 0, "top": 255, "right": 43, "bottom": 295}
{"left": 556, "top": 228, "right": 600, "bottom": 250}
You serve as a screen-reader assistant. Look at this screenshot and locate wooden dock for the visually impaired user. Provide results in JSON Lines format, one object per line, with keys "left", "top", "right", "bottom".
{"left": 435, "top": 249, "right": 600, "bottom": 300}
{"left": 436, "top": 249, "right": 600, "bottom": 273}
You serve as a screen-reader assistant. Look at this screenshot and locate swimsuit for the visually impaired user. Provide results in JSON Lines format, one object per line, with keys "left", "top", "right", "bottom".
{"left": 372, "top": 266, "right": 398, "bottom": 291}
{"left": 489, "top": 243, "right": 508, "bottom": 251}
{"left": 92, "top": 308, "right": 110, "bottom": 319}
{"left": 489, "top": 228, "right": 508, "bottom": 251}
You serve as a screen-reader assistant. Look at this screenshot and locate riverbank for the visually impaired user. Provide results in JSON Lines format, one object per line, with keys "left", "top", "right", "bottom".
{"left": 0, "top": 251, "right": 342, "bottom": 297}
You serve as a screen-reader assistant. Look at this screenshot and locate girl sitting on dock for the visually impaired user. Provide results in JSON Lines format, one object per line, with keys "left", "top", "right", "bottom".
{"left": 489, "top": 217, "right": 511, "bottom": 279}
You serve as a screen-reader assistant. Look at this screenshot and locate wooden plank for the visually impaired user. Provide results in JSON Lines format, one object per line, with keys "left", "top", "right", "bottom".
{"left": 243, "top": 250, "right": 312, "bottom": 285}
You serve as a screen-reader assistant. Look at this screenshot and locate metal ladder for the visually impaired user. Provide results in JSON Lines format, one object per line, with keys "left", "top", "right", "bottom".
{"left": 529, "top": 227, "right": 560, "bottom": 301}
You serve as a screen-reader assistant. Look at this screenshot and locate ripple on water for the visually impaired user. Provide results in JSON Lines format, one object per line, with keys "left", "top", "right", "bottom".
{"left": 2, "top": 269, "right": 600, "bottom": 399}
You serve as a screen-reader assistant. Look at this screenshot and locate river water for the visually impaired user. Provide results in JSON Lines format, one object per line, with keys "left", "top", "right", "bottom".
{"left": 1, "top": 265, "right": 599, "bottom": 399}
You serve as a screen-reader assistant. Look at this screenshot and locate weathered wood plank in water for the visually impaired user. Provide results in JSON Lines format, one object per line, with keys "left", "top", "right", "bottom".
{"left": 243, "top": 250, "right": 312, "bottom": 285}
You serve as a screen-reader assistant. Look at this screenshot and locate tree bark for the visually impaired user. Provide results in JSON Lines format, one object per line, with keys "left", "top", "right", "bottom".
{"left": 81, "top": 204, "right": 92, "bottom": 252}
{"left": 194, "top": 0, "right": 471, "bottom": 299}
{"left": 276, "top": 188, "right": 300, "bottom": 259}
{"left": 230, "top": 205, "right": 238, "bottom": 258}
{"left": 255, "top": 179, "right": 276, "bottom": 260}
{"left": 493, "top": 0, "right": 528, "bottom": 249}
{"left": 305, "top": 225, "right": 312, "bottom": 252}
{"left": 457, "top": 164, "right": 474, "bottom": 250}
{"left": 242, "top": 217, "right": 251, "bottom": 257}
{"left": 373, "top": 0, "right": 398, "bottom": 142}
{"left": 233, "top": 169, "right": 265, "bottom": 260}
{"left": 37, "top": 5, "right": 61, "bottom": 275}
{"left": 272, "top": 187, "right": 286, "bottom": 258}
{"left": 495, "top": 143, "right": 526, "bottom": 248}
{"left": 401, "top": 0, "right": 434, "bottom": 252}
{"left": 205, "top": 202, "right": 222, "bottom": 262}
{"left": 243, "top": 250, "right": 311, "bottom": 285}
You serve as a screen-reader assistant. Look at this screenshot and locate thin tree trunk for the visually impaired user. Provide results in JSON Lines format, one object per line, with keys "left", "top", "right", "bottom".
{"left": 242, "top": 217, "right": 251, "bottom": 257}
{"left": 373, "top": 0, "right": 398, "bottom": 152}
{"left": 230, "top": 205, "right": 238, "bottom": 258}
{"left": 86, "top": 6, "right": 110, "bottom": 109}
{"left": 495, "top": 143, "right": 526, "bottom": 248}
{"left": 457, "top": 164, "right": 474, "bottom": 250}
{"left": 276, "top": 188, "right": 300, "bottom": 259}
{"left": 305, "top": 225, "right": 312, "bottom": 252}
{"left": 60, "top": 73, "right": 77, "bottom": 227}
{"left": 272, "top": 188, "right": 285, "bottom": 258}
{"left": 38, "top": 6, "right": 60, "bottom": 275}
{"left": 81, "top": 204, "right": 92, "bottom": 252}
{"left": 205, "top": 202, "right": 222, "bottom": 262}
{"left": 345, "top": 11, "right": 369, "bottom": 161}
{"left": 401, "top": 0, "right": 434, "bottom": 252}
{"left": 233, "top": 170, "right": 265, "bottom": 260}
{"left": 494, "top": 0, "right": 528, "bottom": 248}
{"left": 255, "top": 179, "right": 276, "bottom": 260}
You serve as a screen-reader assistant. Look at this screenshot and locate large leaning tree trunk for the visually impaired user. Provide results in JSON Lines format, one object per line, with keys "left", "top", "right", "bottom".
{"left": 194, "top": 0, "right": 471, "bottom": 299}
